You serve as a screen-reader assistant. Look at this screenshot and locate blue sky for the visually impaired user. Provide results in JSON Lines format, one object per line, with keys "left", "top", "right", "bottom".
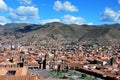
{"left": 0, "top": 0, "right": 120, "bottom": 25}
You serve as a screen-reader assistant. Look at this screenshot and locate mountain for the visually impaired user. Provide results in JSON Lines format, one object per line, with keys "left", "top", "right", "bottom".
{"left": 98, "top": 23, "right": 120, "bottom": 30}
{"left": 15, "top": 24, "right": 42, "bottom": 33}
{"left": 78, "top": 27, "right": 120, "bottom": 45}
{"left": 19, "top": 22, "right": 94, "bottom": 44}
{"left": 1, "top": 22, "right": 120, "bottom": 45}
{"left": 3, "top": 23, "right": 29, "bottom": 31}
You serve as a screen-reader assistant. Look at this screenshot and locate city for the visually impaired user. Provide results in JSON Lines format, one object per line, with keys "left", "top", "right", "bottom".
{"left": 0, "top": 40, "right": 120, "bottom": 80}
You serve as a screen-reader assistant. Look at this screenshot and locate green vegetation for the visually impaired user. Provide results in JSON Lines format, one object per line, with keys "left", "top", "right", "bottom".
{"left": 102, "top": 47, "right": 108, "bottom": 51}
{"left": 69, "top": 71, "right": 81, "bottom": 76}
{"left": 81, "top": 74, "right": 87, "bottom": 78}
{"left": 84, "top": 76, "right": 96, "bottom": 80}
{"left": 49, "top": 70, "right": 63, "bottom": 79}
{"left": 49, "top": 70, "right": 97, "bottom": 80}
{"left": 68, "top": 77, "right": 74, "bottom": 80}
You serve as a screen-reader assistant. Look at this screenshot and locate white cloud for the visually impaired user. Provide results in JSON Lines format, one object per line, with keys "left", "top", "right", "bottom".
{"left": 16, "top": 6, "right": 39, "bottom": 19}
{"left": 8, "top": 8, "right": 19, "bottom": 20}
{"left": 53, "top": 0, "right": 78, "bottom": 12}
{"left": 87, "top": 22, "right": 93, "bottom": 25}
{"left": 18, "top": 0, "right": 32, "bottom": 5}
{"left": 40, "top": 15, "right": 93, "bottom": 25}
{"left": 8, "top": 6, "right": 39, "bottom": 22}
{"left": 0, "top": 16, "right": 11, "bottom": 25}
{"left": 40, "top": 19, "right": 60, "bottom": 24}
{"left": 100, "top": 7, "right": 120, "bottom": 23}
{"left": 62, "top": 15, "right": 85, "bottom": 25}
{"left": 0, "top": 0, "right": 8, "bottom": 12}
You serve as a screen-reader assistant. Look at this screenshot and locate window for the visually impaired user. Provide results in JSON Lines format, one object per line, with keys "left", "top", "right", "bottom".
{"left": 6, "top": 70, "right": 16, "bottom": 76}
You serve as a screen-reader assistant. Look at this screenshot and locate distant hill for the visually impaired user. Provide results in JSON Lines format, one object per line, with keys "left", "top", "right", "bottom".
{"left": 15, "top": 24, "right": 42, "bottom": 33}
{"left": 1, "top": 22, "right": 120, "bottom": 45}
{"left": 3, "top": 23, "right": 29, "bottom": 30}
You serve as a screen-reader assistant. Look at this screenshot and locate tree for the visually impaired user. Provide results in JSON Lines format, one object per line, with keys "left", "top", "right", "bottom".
{"left": 81, "top": 74, "right": 87, "bottom": 79}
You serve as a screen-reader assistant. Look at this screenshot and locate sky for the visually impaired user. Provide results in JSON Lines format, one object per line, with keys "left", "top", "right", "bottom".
{"left": 0, "top": 0, "right": 120, "bottom": 25}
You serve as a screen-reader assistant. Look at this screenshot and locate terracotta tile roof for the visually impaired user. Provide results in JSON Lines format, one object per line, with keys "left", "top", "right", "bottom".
{"left": 27, "top": 61, "right": 39, "bottom": 66}
{"left": 0, "top": 67, "right": 27, "bottom": 76}
{"left": 104, "top": 71, "right": 117, "bottom": 78}
{"left": 103, "top": 65, "right": 118, "bottom": 69}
